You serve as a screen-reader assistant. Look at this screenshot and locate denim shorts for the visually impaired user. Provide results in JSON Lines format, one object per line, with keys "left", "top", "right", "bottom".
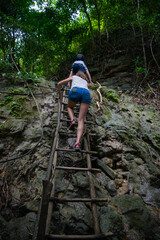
{"left": 68, "top": 87, "right": 91, "bottom": 105}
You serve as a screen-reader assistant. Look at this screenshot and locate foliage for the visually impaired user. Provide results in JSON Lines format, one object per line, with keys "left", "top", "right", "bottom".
{"left": 0, "top": 94, "right": 29, "bottom": 117}
{"left": 0, "top": 86, "right": 29, "bottom": 116}
{"left": 134, "top": 56, "right": 147, "bottom": 77}
{"left": 153, "top": 134, "right": 160, "bottom": 148}
{"left": 8, "top": 101, "right": 21, "bottom": 116}
{"left": 100, "top": 88, "right": 120, "bottom": 103}
{"left": 89, "top": 84, "right": 98, "bottom": 90}
{"left": 1, "top": 71, "right": 39, "bottom": 85}
{"left": 0, "top": 0, "right": 160, "bottom": 77}
{"left": 0, "top": 59, "right": 14, "bottom": 71}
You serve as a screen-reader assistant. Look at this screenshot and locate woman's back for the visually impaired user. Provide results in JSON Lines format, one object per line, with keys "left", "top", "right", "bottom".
{"left": 71, "top": 75, "right": 88, "bottom": 90}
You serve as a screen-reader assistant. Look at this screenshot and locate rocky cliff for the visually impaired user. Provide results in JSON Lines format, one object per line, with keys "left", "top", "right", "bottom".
{"left": 0, "top": 55, "right": 160, "bottom": 240}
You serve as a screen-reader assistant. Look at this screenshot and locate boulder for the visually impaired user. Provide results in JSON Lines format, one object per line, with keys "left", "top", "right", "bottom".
{"left": 7, "top": 212, "right": 36, "bottom": 240}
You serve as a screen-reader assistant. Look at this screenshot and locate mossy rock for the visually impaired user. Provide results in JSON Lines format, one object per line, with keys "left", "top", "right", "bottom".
{"left": 101, "top": 106, "right": 112, "bottom": 120}
{"left": 113, "top": 195, "right": 160, "bottom": 239}
{"left": 100, "top": 206, "right": 124, "bottom": 237}
{"left": 0, "top": 215, "right": 9, "bottom": 239}
{"left": 100, "top": 87, "right": 120, "bottom": 103}
{"left": 153, "top": 134, "right": 160, "bottom": 145}
{"left": 0, "top": 119, "right": 26, "bottom": 136}
{"left": 89, "top": 83, "right": 98, "bottom": 90}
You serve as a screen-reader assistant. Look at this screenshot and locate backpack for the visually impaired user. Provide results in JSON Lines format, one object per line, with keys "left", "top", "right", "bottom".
{"left": 72, "top": 63, "right": 85, "bottom": 74}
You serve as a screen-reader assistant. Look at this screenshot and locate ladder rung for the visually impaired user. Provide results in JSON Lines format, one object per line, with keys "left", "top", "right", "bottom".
{"left": 60, "top": 119, "right": 96, "bottom": 125}
{"left": 58, "top": 131, "right": 76, "bottom": 136}
{"left": 61, "top": 110, "right": 79, "bottom": 114}
{"left": 46, "top": 232, "right": 113, "bottom": 239}
{"left": 56, "top": 148, "right": 97, "bottom": 155}
{"left": 62, "top": 102, "right": 80, "bottom": 106}
{"left": 58, "top": 131, "right": 95, "bottom": 137}
{"left": 50, "top": 197, "right": 108, "bottom": 203}
{"left": 55, "top": 166, "right": 101, "bottom": 172}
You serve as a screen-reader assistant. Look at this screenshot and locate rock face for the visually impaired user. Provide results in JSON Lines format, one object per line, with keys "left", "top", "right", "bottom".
{"left": 0, "top": 56, "right": 160, "bottom": 240}
{"left": 7, "top": 212, "right": 36, "bottom": 240}
{"left": 113, "top": 195, "right": 160, "bottom": 239}
{"left": 0, "top": 79, "right": 57, "bottom": 239}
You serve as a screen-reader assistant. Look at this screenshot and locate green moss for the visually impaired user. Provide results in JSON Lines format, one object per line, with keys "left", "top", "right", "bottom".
{"left": 146, "top": 89, "right": 151, "bottom": 93}
{"left": 5, "top": 95, "right": 13, "bottom": 103}
{"left": 153, "top": 134, "right": 160, "bottom": 144}
{"left": 0, "top": 93, "right": 29, "bottom": 117}
{"left": 0, "top": 101, "right": 5, "bottom": 106}
{"left": 89, "top": 84, "right": 98, "bottom": 90}
{"left": 100, "top": 88, "right": 120, "bottom": 103}
{"left": 9, "top": 101, "right": 21, "bottom": 116}
{"left": 9, "top": 87, "right": 26, "bottom": 93}
{"left": 101, "top": 106, "right": 112, "bottom": 120}
{"left": 107, "top": 93, "right": 120, "bottom": 103}
{"left": 139, "top": 107, "right": 144, "bottom": 111}
{"left": 151, "top": 107, "right": 156, "bottom": 113}
{"left": 100, "top": 87, "right": 108, "bottom": 97}
{"left": 121, "top": 107, "right": 128, "bottom": 112}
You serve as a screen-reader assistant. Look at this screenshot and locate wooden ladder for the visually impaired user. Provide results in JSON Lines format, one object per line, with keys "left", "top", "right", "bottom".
{"left": 34, "top": 89, "right": 113, "bottom": 240}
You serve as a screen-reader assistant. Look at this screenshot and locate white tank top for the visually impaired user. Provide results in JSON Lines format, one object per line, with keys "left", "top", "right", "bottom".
{"left": 71, "top": 76, "right": 88, "bottom": 90}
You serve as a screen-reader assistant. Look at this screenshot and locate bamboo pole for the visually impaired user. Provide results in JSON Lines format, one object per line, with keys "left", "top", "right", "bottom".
{"left": 56, "top": 148, "right": 97, "bottom": 155}
{"left": 50, "top": 197, "right": 108, "bottom": 203}
{"left": 55, "top": 166, "right": 101, "bottom": 172}
{"left": 45, "top": 90, "right": 65, "bottom": 234}
{"left": 84, "top": 136, "right": 100, "bottom": 234}
{"left": 46, "top": 233, "right": 113, "bottom": 239}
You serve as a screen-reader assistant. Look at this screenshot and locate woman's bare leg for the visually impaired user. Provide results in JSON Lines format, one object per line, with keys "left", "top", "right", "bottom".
{"left": 67, "top": 100, "right": 77, "bottom": 120}
{"left": 75, "top": 103, "right": 89, "bottom": 145}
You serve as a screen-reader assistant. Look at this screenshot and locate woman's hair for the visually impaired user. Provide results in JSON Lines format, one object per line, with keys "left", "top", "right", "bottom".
{"left": 76, "top": 71, "right": 88, "bottom": 82}
{"left": 75, "top": 54, "right": 84, "bottom": 61}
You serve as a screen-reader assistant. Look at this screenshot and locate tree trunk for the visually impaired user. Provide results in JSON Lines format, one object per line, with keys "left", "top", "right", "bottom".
{"left": 93, "top": 0, "right": 101, "bottom": 32}
{"left": 105, "top": 18, "right": 109, "bottom": 41}
{"left": 137, "top": 0, "right": 147, "bottom": 74}
{"left": 81, "top": 0, "right": 94, "bottom": 45}
{"left": 0, "top": 17, "right": 6, "bottom": 60}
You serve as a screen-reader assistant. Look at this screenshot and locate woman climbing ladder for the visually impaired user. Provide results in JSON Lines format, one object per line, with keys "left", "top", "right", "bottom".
{"left": 57, "top": 71, "right": 91, "bottom": 150}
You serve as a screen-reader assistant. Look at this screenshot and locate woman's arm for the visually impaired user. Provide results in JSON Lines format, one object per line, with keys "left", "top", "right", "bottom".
{"left": 68, "top": 71, "right": 73, "bottom": 88}
{"left": 86, "top": 69, "right": 93, "bottom": 84}
{"left": 69, "top": 70, "right": 73, "bottom": 77}
{"left": 57, "top": 77, "right": 72, "bottom": 98}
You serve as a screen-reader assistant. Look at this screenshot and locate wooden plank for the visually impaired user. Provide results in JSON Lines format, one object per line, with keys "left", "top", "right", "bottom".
{"left": 45, "top": 90, "right": 66, "bottom": 234}
{"left": 55, "top": 166, "right": 101, "bottom": 172}
{"left": 58, "top": 131, "right": 77, "bottom": 137}
{"left": 36, "top": 180, "right": 53, "bottom": 240}
{"left": 96, "top": 160, "right": 117, "bottom": 180}
{"left": 60, "top": 118, "right": 96, "bottom": 125}
{"left": 50, "top": 197, "right": 108, "bottom": 202}
{"left": 46, "top": 232, "right": 113, "bottom": 239}
{"left": 62, "top": 102, "right": 68, "bottom": 105}
{"left": 63, "top": 95, "right": 69, "bottom": 98}
{"left": 61, "top": 110, "right": 79, "bottom": 114}
{"left": 46, "top": 100, "right": 61, "bottom": 180}
{"left": 62, "top": 102, "right": 80, "bottom": 106}
{"left": 45, "top": 141, "right": 58, "bottom": 234}
{"left": 84, "top": 136, "right": 100, "bottom": 234}
{"left": 56, "top": 148, "right": 97, "bottom": 155}
{"left": 35, "top": 95, "right": 63, "bottom": 239}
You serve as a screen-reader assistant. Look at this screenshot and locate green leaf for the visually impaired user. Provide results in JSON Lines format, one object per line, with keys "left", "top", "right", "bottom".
{"left": 2, "top": 73, "right": 7, "bottom": 77}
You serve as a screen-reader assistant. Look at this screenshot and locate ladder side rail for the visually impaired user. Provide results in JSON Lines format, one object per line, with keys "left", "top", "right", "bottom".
{"left": 46, "top": 98, "right": 62, "bottom": 180}
{"left": 35, "top": 90, "right": 64, "bottom": 240}
{"left": 84, "top": 136, "right": 100, "bottom": 234}
{"left": 45, "top": 90, "right": 66, "bottom": 235}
